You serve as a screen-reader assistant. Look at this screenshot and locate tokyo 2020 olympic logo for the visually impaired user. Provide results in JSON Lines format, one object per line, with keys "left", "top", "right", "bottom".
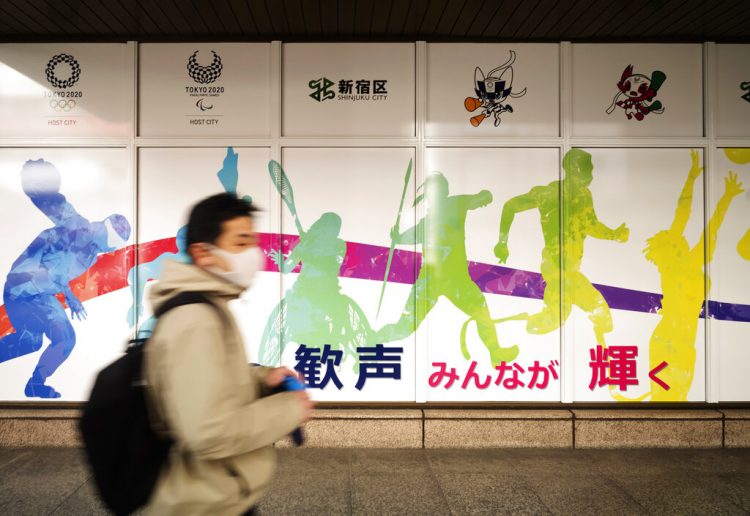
{"left": 45, "top": 54, "right": 81, "bottom": 89}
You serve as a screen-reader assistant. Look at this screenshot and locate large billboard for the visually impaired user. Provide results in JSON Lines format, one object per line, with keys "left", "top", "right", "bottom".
{"left": 0, "top": 42, "right": 749, "bottom": 403}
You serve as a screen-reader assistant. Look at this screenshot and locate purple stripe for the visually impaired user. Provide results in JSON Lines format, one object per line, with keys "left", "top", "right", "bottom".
{"left": 705, "top": 300, "right": 750, "bottom": 323}
{"left": 467, "top": 261, "right": 547, "bottom": 299}
{"left": 589, "top": 283, "right": 663, "bottom": 315}
{"left": 271, "top": 234, "right": 750, "bottom": 323}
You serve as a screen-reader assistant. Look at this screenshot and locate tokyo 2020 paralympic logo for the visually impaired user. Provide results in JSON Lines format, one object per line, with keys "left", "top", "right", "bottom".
{"left": 45, "top": 54, "right": 81, "bottom": 89}
{"left": 187, "top": 50, "right": 223, "bottom": 84}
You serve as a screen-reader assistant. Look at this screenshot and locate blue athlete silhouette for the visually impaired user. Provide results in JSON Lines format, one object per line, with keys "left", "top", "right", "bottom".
{"left": 126, "top": 226, "right": 189, "bottom": 338}
{"left": 126, "top": 147, "right": 249, "bottom": 338}
{"left": 0, "top": 159, "right": 131, "bottom": 398}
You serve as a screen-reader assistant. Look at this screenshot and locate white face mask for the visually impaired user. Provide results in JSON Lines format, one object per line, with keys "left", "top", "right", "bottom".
{"left": 207, "top": 245, "right": 265, "bottom": 289}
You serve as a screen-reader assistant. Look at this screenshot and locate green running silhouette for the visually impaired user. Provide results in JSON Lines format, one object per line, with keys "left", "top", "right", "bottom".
{"left": 492, "top": 149, "right": 629, "bottom": 348}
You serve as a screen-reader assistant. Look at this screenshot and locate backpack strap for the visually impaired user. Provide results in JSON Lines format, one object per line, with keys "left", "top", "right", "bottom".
{"left": 154, "top": 291, "right": 215, "bottom": 319}
{"left": 128, "top": 292, "right": 224, "bottom": 349}
{"left": 154, "top": 291, "right": 231, "bottom": 339}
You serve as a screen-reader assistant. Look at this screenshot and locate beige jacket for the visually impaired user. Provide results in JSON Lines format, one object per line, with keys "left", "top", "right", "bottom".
{"left": 144, "top": 260, "right": 302, "bottom": 516}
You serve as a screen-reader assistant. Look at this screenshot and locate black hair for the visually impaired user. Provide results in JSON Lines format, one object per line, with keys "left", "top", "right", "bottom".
{"left": 185, "top": 193, "right": 259, "bottom": 247}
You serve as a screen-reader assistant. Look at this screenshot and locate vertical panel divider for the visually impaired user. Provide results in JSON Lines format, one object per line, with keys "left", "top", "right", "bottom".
{"left": 415, "top": 41, "right": 427, "bottom": 403}
{"left": 704, "top": 42, "right": 718, "bottom": 403}
{"left": 271, "top": 41, "right": 283, "bottom": 366}
{"left": 560, "top": 41, "right": 573, "bottom": 403}
{"left": 128, "top": 40, "right": 139, "bottom": 342}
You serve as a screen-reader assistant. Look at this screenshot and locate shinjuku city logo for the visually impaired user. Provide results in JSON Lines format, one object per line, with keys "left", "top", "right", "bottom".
{"left": 308, "top": 77, "right": 389, "bottom": 102}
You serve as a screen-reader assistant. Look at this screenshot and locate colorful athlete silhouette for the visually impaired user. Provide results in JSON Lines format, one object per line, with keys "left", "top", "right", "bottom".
{"left": 492, "top": 149, "right": 629, "bottom": 348}
{"left": 724, "top": 148, "right": 750, "bottom": 166}
{"left": 259, "top": 161, "right": 372, "bottom": 369}
{"left": 126, "top": 226, "right": 189, "bottom": 338}
{"left": 0, "top": 159, "right": 131, "bottom": 398}
{"left": 723, "top": 149, "right": 750, "bottom": 261}
{"left": 738, "top": 230, "right": 750, "bottom": 262}
{"left": 642, "top": 151, "right": 742, "bottom": 401}
{"left": 125, "top": 147, "right": 243, "bottom": 337}
{"left": 374, "top": 172, "right": 519, "bottom": 367}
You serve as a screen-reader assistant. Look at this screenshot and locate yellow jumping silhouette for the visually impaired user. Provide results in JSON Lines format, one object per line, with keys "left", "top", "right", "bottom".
{"left": 724, "top": 149, "right": 750, "bottom": 261}
{"left": 642, "top": 150, "right": 743, "bottom": 401}
{"left": 738, "top": 229, "right": 750, "bottom": 261}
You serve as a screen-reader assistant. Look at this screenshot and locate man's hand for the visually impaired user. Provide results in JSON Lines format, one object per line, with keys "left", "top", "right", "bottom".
{"left": 68, "top": 296, "right": 87, "bottom": 321}
{"left": 614, "top": 223, "right": 629, "bottom": 243}
{"left": 264, "top": 366, "right": 300, "bottom": 388}
{"left": 293, "top": 390, "right": 315, "bottom": 424}
{"left": 264, "top": 367, "right": 315, "bottom": 424}
{"left": 494, "top": 241, "right": 509, "bottom": 263}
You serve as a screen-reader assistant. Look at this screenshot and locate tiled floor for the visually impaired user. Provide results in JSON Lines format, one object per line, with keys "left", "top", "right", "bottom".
{"left": 1, "top": 447, "right": 749, "bottom": 515}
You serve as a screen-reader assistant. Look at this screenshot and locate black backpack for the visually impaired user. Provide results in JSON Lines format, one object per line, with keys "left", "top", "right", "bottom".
{"left": 79, "top": 292, "right": 214, "bottom": 516}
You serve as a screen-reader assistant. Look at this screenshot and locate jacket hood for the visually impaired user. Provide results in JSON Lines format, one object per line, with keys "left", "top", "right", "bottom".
{"left": 149, "top": 259, "right": 246, "bottom": 312}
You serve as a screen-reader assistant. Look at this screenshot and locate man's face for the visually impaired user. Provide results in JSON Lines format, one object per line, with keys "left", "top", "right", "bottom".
{"left": 192, "top": 216, "right": 258, "bottom": 272}
{"left": 215, "top": 216, "right": 258, "bottom": 253}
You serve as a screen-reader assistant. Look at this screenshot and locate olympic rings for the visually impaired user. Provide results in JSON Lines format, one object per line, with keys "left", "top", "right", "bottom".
{"left": 49, "top": 99, "right": 77, "bottom": 111}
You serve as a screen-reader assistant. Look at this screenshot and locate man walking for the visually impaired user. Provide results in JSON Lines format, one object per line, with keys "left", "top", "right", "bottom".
{"left": 144, "top": 192, "right": 313, "bottom": 515}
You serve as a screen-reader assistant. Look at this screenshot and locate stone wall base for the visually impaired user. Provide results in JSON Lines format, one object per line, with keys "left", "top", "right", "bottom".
{"left": 2, "top": 408, "right": 749, "bottom": 448}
